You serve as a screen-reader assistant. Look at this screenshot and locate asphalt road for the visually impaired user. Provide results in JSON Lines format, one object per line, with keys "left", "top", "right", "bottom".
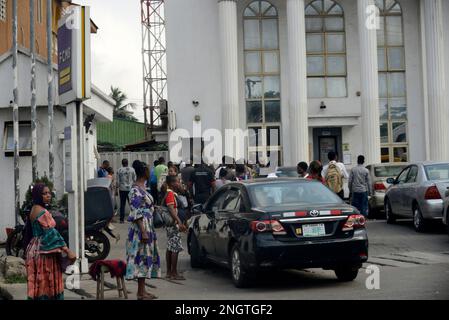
{"left": 104, "top": 217, "right": 449, "bottom": 300}
{"left": 2, "top": 217, "right": 448, "bottom": 300}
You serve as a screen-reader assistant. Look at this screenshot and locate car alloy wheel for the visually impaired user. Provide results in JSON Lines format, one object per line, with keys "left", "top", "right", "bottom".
{"left": 230, "top": 245, "right": 251, "bottom": 288}
{"left": 232, "top": 249, "right": 241, "bottom": 282}
{"left": 385, "top": 199, "right": 395, "bottom": 224}
{"left": 413, "top": 207, "right": 426, "bottom": 232}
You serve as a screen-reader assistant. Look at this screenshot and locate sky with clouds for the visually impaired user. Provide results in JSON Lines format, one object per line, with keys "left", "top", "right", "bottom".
{"left": 75, "top": 0, "right": 145, "bottom": 122}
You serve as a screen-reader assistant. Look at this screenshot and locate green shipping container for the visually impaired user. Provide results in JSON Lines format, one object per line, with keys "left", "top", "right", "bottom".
{"left": 97, "top": 118, "right": 146, "bottom": 147}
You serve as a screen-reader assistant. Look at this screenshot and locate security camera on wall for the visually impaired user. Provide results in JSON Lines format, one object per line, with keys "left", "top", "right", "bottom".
{"left": 159, "top": 99, "right": 168, "bottom": 115}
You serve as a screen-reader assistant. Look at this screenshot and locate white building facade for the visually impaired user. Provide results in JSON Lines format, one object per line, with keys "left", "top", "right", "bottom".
{"left": 165, "top": 0, "right": 449, "bottom": 168}
{"left": 0, "top": 48, "right": 114, "bottom": 241}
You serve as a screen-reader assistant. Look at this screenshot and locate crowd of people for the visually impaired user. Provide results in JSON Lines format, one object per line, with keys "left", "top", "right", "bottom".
{"left": 23, "top": 152, "right": 372, "bottom": 300}
{"left": 295, "top": 151, "right": 373, "bottom": 216}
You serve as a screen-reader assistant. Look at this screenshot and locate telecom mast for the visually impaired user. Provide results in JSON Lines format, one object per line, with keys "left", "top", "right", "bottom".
{"left": 141, "top": 0, "right": 167, "bottom": 140}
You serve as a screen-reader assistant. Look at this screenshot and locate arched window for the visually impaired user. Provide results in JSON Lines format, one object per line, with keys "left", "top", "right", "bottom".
{"left": 305, "top": 0, "right": 347, "bottom": 98}
{"left": 244, "top": 1, "right": 281, "bottom": 165}
{"left": 376, "top": 0, "right": 408, "bottom": 163}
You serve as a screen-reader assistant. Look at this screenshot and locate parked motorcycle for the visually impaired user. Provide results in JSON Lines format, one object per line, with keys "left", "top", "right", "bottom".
{"left": 5, "top": 178, "right": 119, "bottom": 263}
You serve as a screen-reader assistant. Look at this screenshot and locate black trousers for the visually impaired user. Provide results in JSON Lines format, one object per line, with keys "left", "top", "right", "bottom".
{"left": 119, "top": 190, "right": 130, "bottom": 222}
{"left": 150, "top": 183, "right": 159, "bottom": 204}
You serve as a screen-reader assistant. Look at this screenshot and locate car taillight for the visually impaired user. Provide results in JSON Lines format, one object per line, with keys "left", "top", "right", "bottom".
{"left": 342, "top": 214, "right": 366, "bottom": 231}
{"left": 425, "top": 185, "right": 441, "bottom": 200}
{"left": 374, "top": 182, "right": 387, "bottom": 191}
{"left": 250, "top": 220, "right": 287, "bottom": 235}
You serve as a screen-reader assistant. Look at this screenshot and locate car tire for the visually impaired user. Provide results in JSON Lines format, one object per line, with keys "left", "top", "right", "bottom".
{"left": 413, "top": 206, "right": 427, "bottom": 233}
{"left": 189, "top": 233, "right": 204, "bottom": 268}
{"left": 230, "top": 244, "right": 251, "bottom": 288}
{"left": 385, "top": 199, "right": 396, "bottom": 224}
{"left": 446, "top": 219, "right": 449, "bottom": 237}
{"left": 368, "top": 204, "right": 378, "bottom": 219}
{"left": 334, "top": 266, "right": 359, "bottom": 282}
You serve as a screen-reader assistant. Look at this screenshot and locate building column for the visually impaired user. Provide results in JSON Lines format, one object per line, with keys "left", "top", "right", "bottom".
{"left": 357, "top": 0, "right": 380, "bottom": 164}
{"left": 218, "top": 0, "right": 240, "bottom": 160}
{"left": 287, "top": 0, "right": 309, "bottom": 164}
{"left": 423, "top": 0, "right": 448, "bottom": 161}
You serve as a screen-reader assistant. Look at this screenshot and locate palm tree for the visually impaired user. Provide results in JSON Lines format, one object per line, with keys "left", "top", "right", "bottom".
{"left": 109, "top": 86, "right": 138, "bottom": 121}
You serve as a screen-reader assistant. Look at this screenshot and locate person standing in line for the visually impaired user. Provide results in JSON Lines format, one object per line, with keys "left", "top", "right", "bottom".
{"left": 181, "top": 162, "right": 195, "bottom": 185}
{"left": 155, "top": 157, "right": 168, "bottom": 193}
{"left": 106, "top": 167, "right": 117, "bottom": 213}
{"left": 307, "top": 160, "right": 326, "bottom": 184}
{"left": 235, "top": 163, "right": 249, "bottom": 181}
{"left": 215, "top": 168, "right": 231, "bottom": 189}
{"left": 297, "top": 162, "right": 309, "bottom": 178}
{"left": 149, "top": 160, "right": 159, "bottom": 203}
{"left": 189, "top": 163, "right": 216, "bottom": 205}
{"left": 98, "top": 160, "right": 110, "bottom": 178}
{"left": 348, "top": 155, "right": 373, "bottom": 217}
{"left": 215, "top": 156, "right": 228, "bottom": 179}
{"left": 164, "top": 175, "right": 187, "bottom": 280}
{"left": 125, "top": 161, "right": 160, "bottom": 300}
{"left": 322, "top": 151, "right": 349, "bottom": 199}
{"left": 117, "top": 159, "right": 137, "bottom": 224}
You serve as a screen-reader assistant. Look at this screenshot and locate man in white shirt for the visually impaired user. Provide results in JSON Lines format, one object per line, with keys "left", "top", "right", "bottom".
{"left": 322, "top": 151, "right": 349, "bottom": 199}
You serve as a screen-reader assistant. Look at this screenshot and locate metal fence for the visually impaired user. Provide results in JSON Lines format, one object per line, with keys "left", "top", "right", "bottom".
{"left": 98, "top": 151, "right": 169, "bottom": 171}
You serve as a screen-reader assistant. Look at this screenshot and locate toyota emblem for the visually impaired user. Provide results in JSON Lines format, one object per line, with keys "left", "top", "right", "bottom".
{"left": 309, "top": 210, "right": 320, "bottom": 217}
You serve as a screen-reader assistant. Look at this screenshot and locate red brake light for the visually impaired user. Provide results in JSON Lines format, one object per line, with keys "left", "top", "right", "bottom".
{"left": 342, "top": 214, "right": 366, "bottom": 231}
{"left": 374, "top": 182, "right": 387, "bottom": 191}
{"left": 425, "top": 186, "right": 441, "bottom": 200}
{"left": 250, "top": 220, "right": 286, "bottom": 235}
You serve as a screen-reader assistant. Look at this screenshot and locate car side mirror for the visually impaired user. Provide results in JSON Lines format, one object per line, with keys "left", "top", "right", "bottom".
{"left": 445, "top": 188, "right": 449, "bottom": 198}
{"left": 386, "top": 178, "right": 396, "bottom": 185}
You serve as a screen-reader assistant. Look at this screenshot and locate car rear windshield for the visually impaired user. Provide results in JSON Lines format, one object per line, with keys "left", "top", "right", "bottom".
{"left": 249, "top": 181, "right": 342, "bottom": 207}
{"left": 424, "top": 164, "right": 449, "bottom": 181}
{"left": 374, "top": 166, "right": 406, "bottom": 177}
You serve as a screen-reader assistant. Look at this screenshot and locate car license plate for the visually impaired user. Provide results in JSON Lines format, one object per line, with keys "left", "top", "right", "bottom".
{"left": 302, "top": 224, "right": 326, "bottom": 237}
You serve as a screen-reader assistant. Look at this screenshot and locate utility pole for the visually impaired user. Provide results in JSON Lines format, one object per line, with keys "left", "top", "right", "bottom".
{"left": 47, "top": 0, "right": 55, "bottom": 182}
{"left": 31, "top": 0, "right": 38, "bottom": 181}
{"left": 12, "top": 0, "right": 20, "bottom": 226}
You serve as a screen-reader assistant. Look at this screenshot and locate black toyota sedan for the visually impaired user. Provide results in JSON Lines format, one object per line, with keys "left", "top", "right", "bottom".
{"left": 187, "top": 178, "right": 368, "bottom": 288}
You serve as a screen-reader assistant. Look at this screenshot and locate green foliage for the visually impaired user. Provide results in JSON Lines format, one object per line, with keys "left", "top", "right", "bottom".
{"left": 110, "top": 86, "right": 138, "bottom": 121}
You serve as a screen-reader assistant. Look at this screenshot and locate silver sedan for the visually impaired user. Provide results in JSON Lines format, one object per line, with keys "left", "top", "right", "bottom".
{"left": 441, "top": 189, "right": 449, "bottom": 237}
{"left": 384, "top": 162, "right": 449, "bottom": 232}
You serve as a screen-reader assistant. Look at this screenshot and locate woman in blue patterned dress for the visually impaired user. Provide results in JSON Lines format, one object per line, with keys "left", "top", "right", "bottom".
{"left": 125, "top": 161, "right": 160, "bottom": 300}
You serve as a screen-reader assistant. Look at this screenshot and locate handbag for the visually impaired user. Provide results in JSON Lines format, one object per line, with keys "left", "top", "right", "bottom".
{"left": 153, "top": 192, "right": 175, "bottom": 228}
{"left": 153, "top": 208, "right": 165, "bottom": 229}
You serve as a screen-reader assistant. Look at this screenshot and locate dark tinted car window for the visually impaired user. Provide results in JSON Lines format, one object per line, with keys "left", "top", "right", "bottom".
{"left": 249, "top": 181, "right": 342, "bottom": 208}
{"left": 206, "top": 190, "right": 228, "bottom": 212}
{"left": 222, "top": 189, "right": 241, "bottom": 212}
